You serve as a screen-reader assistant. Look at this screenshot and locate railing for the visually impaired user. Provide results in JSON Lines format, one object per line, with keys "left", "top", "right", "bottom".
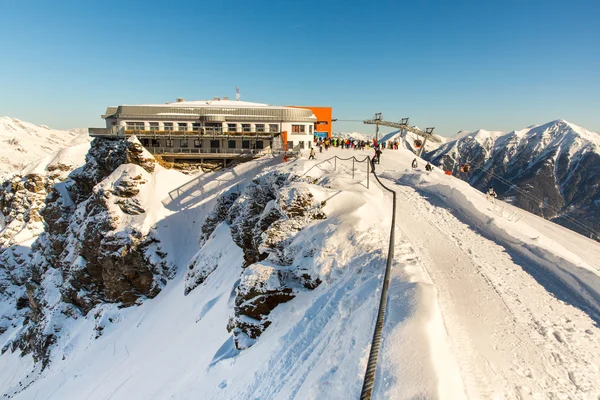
{"left": 360, "top": 161, "right": 396, "bottom": 400}
{"left": 303, "top": 155, "right": 396, "bottom": 400}
{"left": 146, "top": 147, "right": 270, "bottom": 156}
{"left": 302, "top": 155, "right": 370, "bottom": 188}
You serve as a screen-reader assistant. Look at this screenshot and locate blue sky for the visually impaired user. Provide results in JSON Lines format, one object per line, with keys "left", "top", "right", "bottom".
{"left": 1, "top": 0, "right": 599, "bottom": 136}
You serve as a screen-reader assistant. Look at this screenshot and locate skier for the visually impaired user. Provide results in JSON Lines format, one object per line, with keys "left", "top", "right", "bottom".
{"left": 319, "top": 143, "right": 323, "bottom": 153}
{"left": 486, "top": 186, "right": 497, "bottom": 202}
{"left": 308, "top": 147, "right": 316, "bottom": 160}
{"left": 411, "top": 158, "right": 418, "bottom": 169}
{"left": 375, "top": 147, "right": 382, "bottom": 164}
{"left": 425, "top": 162, "right": 432, "bottom": 172}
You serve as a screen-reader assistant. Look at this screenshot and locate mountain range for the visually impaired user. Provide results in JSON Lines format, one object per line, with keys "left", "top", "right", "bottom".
{"left": 425, "top": 119, "right": 600, "bottom": 240}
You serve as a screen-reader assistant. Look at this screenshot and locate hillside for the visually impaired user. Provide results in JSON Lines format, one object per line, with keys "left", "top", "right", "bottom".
{"left": 0, "top": 117, "right": 89, "bottom": 180}
{"left": 425, "top": 120, "right": 600, "bottom": 239}
{"left": 1, "top": 140, "right": 598, "bottom": 399}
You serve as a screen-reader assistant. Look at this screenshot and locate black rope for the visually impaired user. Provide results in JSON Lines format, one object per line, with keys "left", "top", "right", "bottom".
{"left": 359, "top": 159, "right": 396, "bottom": 400}
{"left": 295, "top": 154, "right": 397, "bottom": 398}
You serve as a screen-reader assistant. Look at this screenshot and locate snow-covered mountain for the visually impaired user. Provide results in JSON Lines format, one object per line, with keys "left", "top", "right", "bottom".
{"left": 1, "top": 128, "right": 599, "bottom": 399}
{"left": 0, "top": 117, "right": 89, "bottom": 179}
{"left": 425, "top": 120, "right": 600, "bottom": 239}
{"left": 333, "top": 131, "right": 372, "bottom": 141}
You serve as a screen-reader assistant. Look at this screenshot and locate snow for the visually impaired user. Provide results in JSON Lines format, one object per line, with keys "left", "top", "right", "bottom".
{"left": 333, "top": 131, "right": 373, "bottom": 141}
{"left": 1, "top": 143, "right": 600, "bottom": 398}
{"left": 0, "top": 117, "right": 91, "bottom": 180}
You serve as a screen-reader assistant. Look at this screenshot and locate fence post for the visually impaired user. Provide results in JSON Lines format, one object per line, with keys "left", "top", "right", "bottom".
{"left": 367, "top": 158, "right": 370, "bottom": 189}
{"left": 352, "top": 158, "right": 355, "bottom": 179}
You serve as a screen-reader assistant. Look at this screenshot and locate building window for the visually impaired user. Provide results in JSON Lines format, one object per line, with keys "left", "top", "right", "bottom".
{"left": 227, "top": 123, "right": 237, "bottom": 133}
{"left": 242, "top": 140, "right": 250, "bottom": 149}
{"left": 256, "top": 140, "right": 264, "bottom": 149}
{"left": 180, "top": 139, "right": 188, "bottom": 148}
{"left": 287, "top": 141, "right": 294, "bottom": 149}
{"left": 255, "top": 124, "right": 265, "bottom": 132}
{"left": 151, "top": 139, "right": 160, "bottom": 147}
{"left": 309, "top": 124, "right": 313, "bottom": 134}
{"left": 126, "top": 122, "right": 145, "bottom": 131}
{"left": 269, "top": 124, "right": 278, "bottom": 133}
{"left": 299, "top": 141, "right": 305, "bottom": 149}
{"left": 141, "top": 139, "right": 150, "bottom": 146}
{"left": 163, "top": 122, "right": 174, "bottom": 131}
{"left": 210, "top": 140, "right": 220, "bottom": 148}
{"left": 194, "top": 139, "right": 201, "bottom": 148}
{"left": 165, "top": 139, "right": 173, "bottom": 147}
{"left": 192, "top": 123, "right": 201, "bottom": 132}
{"left": 228, "top": 140, "right": 236, "bottom": 149}
{"left": 291, "top": 125, "right": 305, "bottom": 133}
{"left": 148, "top": 122, "right": 159, "bottom": 131}
{"left": 178, "top": 123, "right": 188, "bottom": 131}
{"left": 242, "top": 124, "right": 251, "bottom": 133}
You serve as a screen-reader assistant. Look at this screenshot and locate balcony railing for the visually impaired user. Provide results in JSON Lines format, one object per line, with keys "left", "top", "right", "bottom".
{"left": 146, "top": 147, "right": 271, "bottom": 156}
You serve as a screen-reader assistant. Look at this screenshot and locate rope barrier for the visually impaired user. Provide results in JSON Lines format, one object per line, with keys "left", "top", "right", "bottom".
{"left": 359, "top": 160, "right": 396, "bottom": 400}
{"left": 296, "top": 153, "right": 397, "bottom": 398}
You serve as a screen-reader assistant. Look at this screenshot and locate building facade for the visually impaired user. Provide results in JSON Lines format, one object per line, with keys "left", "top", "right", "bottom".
{"left": 89, "top": 99, "right": 331, "bottom": 162}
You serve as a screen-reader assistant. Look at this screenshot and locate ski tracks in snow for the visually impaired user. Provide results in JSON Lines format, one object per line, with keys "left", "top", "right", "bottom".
{"left": 392, "top": 184, "right": 600, "bottom": 399}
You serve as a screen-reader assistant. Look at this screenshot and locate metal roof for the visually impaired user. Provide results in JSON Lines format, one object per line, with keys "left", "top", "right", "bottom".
{"left": 102, "top": 101, "right": 317, "bottom": 122}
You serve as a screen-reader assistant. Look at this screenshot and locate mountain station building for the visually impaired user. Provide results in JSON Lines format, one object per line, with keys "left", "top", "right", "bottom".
{"left": 89, "top": 98, "right": 332, "bottom": 163}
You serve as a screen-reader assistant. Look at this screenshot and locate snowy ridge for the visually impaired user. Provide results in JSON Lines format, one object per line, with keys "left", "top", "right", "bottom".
{"left": 1, "top": 142, "right": 599, "bottom": 399}
{"left": 379, "top": 128, "right": 446, "bottom": 153}
{"left": 333, "top": 131, "right": 373, "bottom": 141}
{"left": 426, "top": 119, "right": 600, "bottom": 239}
{"left": 0, "top": 117, "right": 89, "bottom": 180}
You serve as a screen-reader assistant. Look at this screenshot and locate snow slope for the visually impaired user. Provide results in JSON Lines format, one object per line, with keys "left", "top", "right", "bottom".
{"left": 0, "top": 117, "right": 89, "bottom": 180}
{"left": 333, "top": 131, "right": 373, "bottom": 141}
{"left": 1, "top": 146, "right": 599, "bottom": 399}
{"left": 379, "top": 128, "right": 446, "bottom": 153}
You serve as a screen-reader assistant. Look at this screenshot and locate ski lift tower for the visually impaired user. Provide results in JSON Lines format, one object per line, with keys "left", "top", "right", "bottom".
{"left": 363, "top": 114, "right": 441, "bottom": 156}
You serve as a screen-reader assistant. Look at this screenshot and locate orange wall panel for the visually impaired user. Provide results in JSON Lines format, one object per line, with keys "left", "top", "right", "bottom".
{"left": 288, "top": 106, "right": 332, "bottom": 138}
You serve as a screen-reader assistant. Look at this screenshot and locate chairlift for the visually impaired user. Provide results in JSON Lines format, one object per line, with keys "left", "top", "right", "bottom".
{"left": 414, "top": 139, "right": 423, "bottom": 149}
{"left": 460, "top": 163, "right": 471, "bottom": 173}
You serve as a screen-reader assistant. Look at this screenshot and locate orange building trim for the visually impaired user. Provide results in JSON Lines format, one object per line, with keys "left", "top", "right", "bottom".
{"left": 288, "top": 106, "right": 332, "bottom": 138}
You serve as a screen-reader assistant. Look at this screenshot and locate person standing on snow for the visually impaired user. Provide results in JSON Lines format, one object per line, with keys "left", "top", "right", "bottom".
{"left": 411, "top": 158, "right": 418, "bottom": 169}
{"left": 425, "top": 162, "right": 432, "bottom": 172}
{"left": 375, "top": 147, "right": 382, "bottom": 164}
{"left": 309, "top": 147, "right": 316, "bottom": 160}
{"left": 486, "top": 186, "right": 497, "bottom": 202}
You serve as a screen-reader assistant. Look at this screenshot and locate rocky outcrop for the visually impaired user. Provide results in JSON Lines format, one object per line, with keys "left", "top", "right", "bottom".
{"left": 4, "top": 137, "right": 174, "bottom": 368}
{"left": 0, "top": 156, "right": 81, "bottom": 362}
{"left": 186, "top": 172, "right": 326, "bottom": 349}
{"left": 0, "top": 171, "right": 67, "bottom": 250}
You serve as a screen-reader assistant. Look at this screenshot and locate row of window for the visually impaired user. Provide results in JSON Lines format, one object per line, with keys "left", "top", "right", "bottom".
{"left": 126, "top": 122, "right": 314, "bottom": 134}
{"left": 140, "top": 138, "right": 265, "bottom": 149}
{"left": 126, "top": 122, "right": 283, "bottom": 133}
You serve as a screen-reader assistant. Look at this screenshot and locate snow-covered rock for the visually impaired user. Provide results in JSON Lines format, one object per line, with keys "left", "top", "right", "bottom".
{"left": 186, "top": 172, "right": 326, "bottom": 349}
{"left": 2, "top": 137, "right": 174, "bottom": 369}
